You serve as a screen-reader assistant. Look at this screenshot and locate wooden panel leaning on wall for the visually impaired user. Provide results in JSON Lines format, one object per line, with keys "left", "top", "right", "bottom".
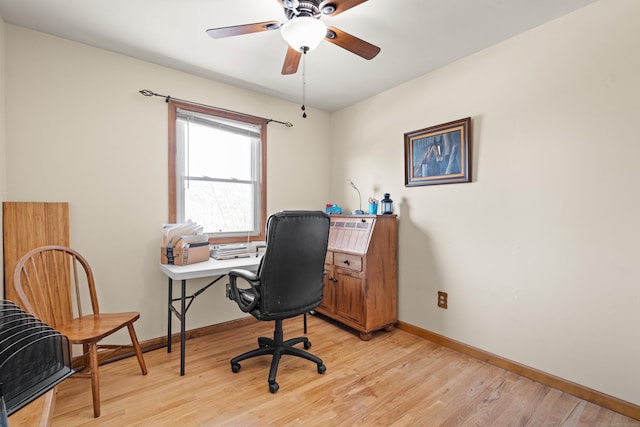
{"left": 2, "top": 202, "right": 70, "bottom": 302}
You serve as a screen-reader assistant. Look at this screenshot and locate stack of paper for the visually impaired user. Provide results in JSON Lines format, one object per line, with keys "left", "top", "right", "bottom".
{"left": 162, "top": 221, "right": 208, "bottom": 249}
{"left": 210, "top": 243, "right": 250, "bottom": 260}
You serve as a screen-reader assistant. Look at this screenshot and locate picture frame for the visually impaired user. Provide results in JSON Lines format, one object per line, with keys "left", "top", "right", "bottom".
{"left": 404, "top": 117, "right": 471, "bottom": 187}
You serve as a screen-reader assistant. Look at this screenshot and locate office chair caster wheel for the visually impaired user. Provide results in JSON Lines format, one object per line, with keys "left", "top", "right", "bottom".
{"left": 269, "top": 382, "right": 279, "bottom": 393}
{"left": 317, "top": 364, "right": 326, "bottom": 374}
{"left": 231, "top": 362, "right": 241, "bottom": 373}
{"left": 304, "top": 341, "right": 311, "bottom": 350}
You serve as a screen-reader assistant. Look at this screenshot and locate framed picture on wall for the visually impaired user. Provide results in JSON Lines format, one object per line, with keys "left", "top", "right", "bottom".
{"left": 404, "top": 117, "right": 471, "bottom": 187}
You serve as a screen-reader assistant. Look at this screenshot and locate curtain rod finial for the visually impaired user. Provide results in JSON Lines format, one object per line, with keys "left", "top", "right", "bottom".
{"left": 139, "top": 89, "right": 154, "bottom": 97}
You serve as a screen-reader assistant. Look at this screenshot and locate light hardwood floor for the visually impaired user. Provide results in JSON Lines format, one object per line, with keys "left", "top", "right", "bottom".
{"left": 52, "top": 315, "right": 640, "bottom": 426}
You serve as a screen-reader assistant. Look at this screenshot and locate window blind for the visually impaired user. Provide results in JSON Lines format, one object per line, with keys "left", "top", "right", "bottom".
{"left": 176, "top": 108, "right": 261, "bottom": 138}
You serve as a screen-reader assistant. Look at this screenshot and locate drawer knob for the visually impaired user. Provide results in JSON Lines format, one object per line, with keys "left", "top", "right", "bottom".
{"left": 343, "top": 260, "right": 350, "bottom": 265}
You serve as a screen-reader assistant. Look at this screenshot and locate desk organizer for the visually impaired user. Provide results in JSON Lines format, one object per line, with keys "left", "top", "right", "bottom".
{"left": 0, "top": 300, "right": 73, "bottom": 425}
{"left": 160, "top": 243, "right": 210, "bottom": 265}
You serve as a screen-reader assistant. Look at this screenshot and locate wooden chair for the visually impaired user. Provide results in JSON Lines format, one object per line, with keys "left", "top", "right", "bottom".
{"left": 13, "top": 245, "right": 148, "bottom": 417}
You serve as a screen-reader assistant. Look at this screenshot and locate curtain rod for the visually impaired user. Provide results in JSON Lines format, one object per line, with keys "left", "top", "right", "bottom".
{"left": 139, "top": 89, "right": 294, "bottom": 128}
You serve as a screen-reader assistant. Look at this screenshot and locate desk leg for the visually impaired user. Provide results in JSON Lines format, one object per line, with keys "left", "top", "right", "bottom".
{"left": 164, "top": 272, "right": 231, "bottom": 375}
{"left": 167, "top": 277, "right": 173, "bottom": 353}
{"left": 180, "top": 279, "right": 186, "bottom": 376}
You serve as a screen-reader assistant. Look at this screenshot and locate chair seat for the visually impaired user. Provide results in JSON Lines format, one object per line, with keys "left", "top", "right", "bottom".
{"left": 58, "top": 312, "right": 141, "bottom": 344}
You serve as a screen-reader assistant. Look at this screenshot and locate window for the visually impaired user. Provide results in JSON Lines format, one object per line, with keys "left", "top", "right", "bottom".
{"left": 168, "top": 100, "right": 267, "bottom": 244}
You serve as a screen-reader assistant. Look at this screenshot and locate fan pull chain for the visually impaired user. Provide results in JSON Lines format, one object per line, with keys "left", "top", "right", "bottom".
{"left": 301, "top": 47, "right": 308, "bottom": 118}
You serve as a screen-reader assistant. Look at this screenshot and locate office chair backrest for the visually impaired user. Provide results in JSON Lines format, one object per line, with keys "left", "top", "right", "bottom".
{"left": 257, "top": 211, "right": 330, "bottom": 317}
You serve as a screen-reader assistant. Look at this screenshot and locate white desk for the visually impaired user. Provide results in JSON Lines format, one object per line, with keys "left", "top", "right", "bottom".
{"left": 159, "top": 255, "right": 262, "bottom": 375}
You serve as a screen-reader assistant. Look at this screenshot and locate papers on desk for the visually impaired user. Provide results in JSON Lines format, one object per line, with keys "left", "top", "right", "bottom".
{"left": 161, "top": 222, "right": 210, "bottom": 265}
{"left": 162, "top": 221, "right": 207, "bottom": 249}
{"left": 210, "top": 243, "right": 250, "bottom": 260}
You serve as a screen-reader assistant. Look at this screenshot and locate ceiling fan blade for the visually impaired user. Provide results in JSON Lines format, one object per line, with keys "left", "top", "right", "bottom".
{"left": 325, "top": 26, "right": 380, "bottom": 60}
{"left": 206, "top": 21, "right": 280, "bottom": 39}
{"left": 320, "top": 0, "right": 368, "bottom": 16}
{"left": 282, "top": 46, "right": 302, "bottom": 75}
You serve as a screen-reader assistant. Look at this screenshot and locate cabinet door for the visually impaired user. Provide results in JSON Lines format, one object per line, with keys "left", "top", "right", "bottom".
{"left": 320, "top": 264, "right": 335, "bottom": 312}
{"left": 334, "top": 269, "right": 365, "bottom": 326}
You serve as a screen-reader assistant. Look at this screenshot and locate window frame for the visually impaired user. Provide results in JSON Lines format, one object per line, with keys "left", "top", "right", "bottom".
{"left": 168, "top": 99, "right": 267, "bottom": 244}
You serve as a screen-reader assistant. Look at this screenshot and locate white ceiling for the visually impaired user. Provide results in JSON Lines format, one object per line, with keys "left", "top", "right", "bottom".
{"left": 0, "top": 0, "right": 598, "bottom": 112}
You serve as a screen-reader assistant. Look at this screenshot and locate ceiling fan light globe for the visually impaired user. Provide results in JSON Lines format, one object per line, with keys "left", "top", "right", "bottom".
{"left": 281, "top": 17, "right": 327, "bottom": 52}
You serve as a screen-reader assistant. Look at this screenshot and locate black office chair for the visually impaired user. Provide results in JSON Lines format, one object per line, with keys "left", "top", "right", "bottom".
{"left": 226, "top": 210, "right": 330, "bottom": 393}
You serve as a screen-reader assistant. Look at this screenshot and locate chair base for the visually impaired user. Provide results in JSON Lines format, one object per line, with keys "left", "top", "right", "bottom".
{"left": 230, "top": 319, "right": 326, "bottom": 393}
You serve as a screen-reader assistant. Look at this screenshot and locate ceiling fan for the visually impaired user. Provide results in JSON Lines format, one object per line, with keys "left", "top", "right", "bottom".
{"left": 206, "top": 0, "right": 381, "bottom": 75}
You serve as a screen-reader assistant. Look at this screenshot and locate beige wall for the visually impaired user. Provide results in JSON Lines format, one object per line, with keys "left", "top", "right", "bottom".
{"left": 3, "top": 25, "right": 331, "bottom": 340}
{"left": 330, "top": 0, "right": 640, "bottom": 405}
{"left": 2, "top": 0, "right": 639, "bottom": 408}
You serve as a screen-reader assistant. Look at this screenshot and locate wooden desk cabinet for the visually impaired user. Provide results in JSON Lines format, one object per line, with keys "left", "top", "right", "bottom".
{"left": 316, "top": 214, "right": 397, "bottom": 340}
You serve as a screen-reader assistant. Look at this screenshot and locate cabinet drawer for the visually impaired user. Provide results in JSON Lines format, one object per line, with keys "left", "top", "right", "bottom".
{"left": 325, "top": 250, "right": 334, "bottom": 265}
{"left": 334, "top": 252, "right": 362, "bottom": 272}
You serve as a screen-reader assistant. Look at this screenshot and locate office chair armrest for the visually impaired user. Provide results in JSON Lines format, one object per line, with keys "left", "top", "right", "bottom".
{"left": 227, "top": 269, "right": 260, "bottom": 313}
{"left": 229, "top": 269, "right": 258, "bottom": 282}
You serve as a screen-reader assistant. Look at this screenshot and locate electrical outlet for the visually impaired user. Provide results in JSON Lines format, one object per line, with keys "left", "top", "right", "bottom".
{"left": 438, "top": 291, "right": 448, "bottom": 309}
